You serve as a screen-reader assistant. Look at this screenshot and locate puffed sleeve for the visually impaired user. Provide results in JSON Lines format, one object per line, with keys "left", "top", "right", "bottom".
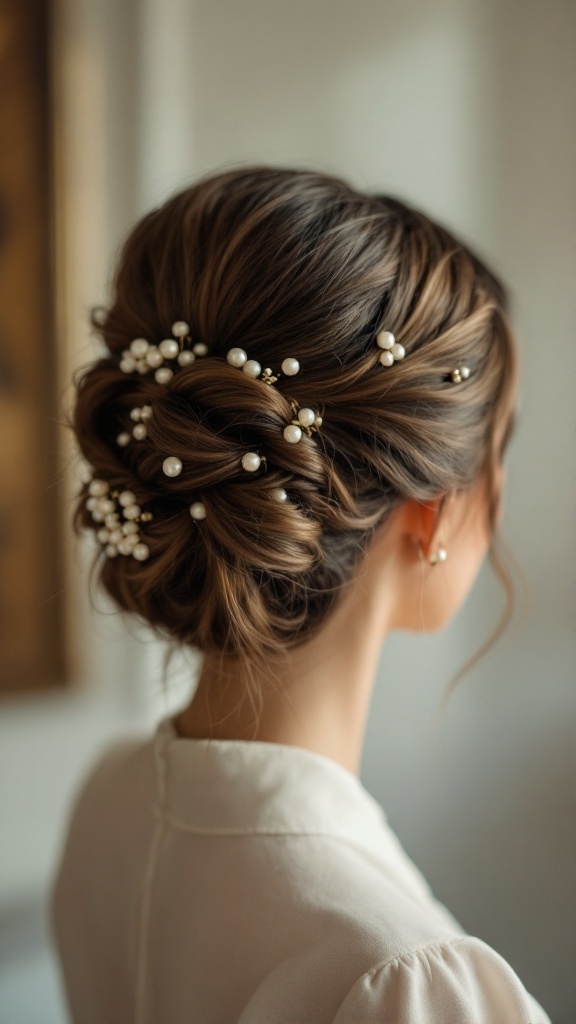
{"left": 332, "top": 936, "right": 552, "bottom": 1024}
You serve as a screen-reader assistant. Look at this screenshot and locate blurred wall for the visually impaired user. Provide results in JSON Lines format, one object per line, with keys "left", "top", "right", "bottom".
{"left": 0, "top": 1, "right": 574, "bottom": 1021}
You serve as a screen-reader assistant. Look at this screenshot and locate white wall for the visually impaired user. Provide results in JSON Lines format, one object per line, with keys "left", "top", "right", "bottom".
{"left": 1, "top": 1, "right": 574, "bottom": 1021}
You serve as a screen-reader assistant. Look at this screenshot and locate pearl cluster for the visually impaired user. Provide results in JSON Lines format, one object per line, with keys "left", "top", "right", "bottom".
{"left": 375, "top": 329, "right": 406, "bottom": 366}
{"left": 225, "top": 346, "right": 321, "bottom": 448}
{"left": 85, "top": 478, "right": 153, "bottom": 561}
{"left": 119, "top": 321, "right": 208, "bottom": 384}
{"left": 283, "top": 401, "right": 323, "bottom": 444}
{"left": 450, "top": 366, "right": 471, "bottom": 383}
{"left": 225, "top": 347, "right": 300, "bottom": 382}
{"left": 117, "top": 404, "right": 152, "bottom": 447}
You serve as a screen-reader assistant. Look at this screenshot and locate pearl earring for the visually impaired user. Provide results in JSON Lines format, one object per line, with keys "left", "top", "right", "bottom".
{"left": 428, "top": 546, "right": 448, "bottom": 564}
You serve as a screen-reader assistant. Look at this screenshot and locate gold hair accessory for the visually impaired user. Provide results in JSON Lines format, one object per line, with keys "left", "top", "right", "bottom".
{"left": 450, "top": 366, "right": 471, "bottom": 383}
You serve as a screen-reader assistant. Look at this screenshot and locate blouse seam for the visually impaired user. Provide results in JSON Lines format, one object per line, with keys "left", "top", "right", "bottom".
{"left": 134, "top": 816, "right": 166, "bottom": 1024}
{"left": 151, "top": 804, "right": 381, "bottom": 841}
{"left": 361, "top": 935, "right": 473, "bottom": 980}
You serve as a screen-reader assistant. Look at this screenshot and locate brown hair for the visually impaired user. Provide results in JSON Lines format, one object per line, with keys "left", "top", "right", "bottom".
{"left": 72, "top": 166, "right": 519, "bottom": 712}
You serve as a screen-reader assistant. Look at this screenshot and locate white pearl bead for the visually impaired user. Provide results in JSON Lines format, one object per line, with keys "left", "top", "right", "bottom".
{"left": 132, "top": 423, "right": 147, "bottom": 440}
{"left": 122, "top": 520, "right": 139, "bottom": 535}
{"left": 86, "top": 497, "right": 97, "bottom": 511}
{"left": 105, "top": 544, "right": 119, "bottom": 558}
{"left": 89, "top": 479, "right": 109, "bottom": 496}
{"left": 283, "top": 424, "right": 303, "bottom": 444}
{"left": 118, "top": 539, "right": 134, "bottom": 555}
{"left": 281, "top": 357, "right": 300, "bottom": 376}
{"left": 172, "top": 321, "right": 190, "bottom": 338}
{"left": 120, "top": 356, "right": 136, "bottom": 374}
{"left": 97, "top": 528, "right": 110, "bottom": 544}
{"left": 130, "top": 338, "right": 149, "bottom": 358}
{"left": 155, "top": 367, "right": 173, "bottom": 384}
{"left": 227, "top": 347, "right": 247, "bottom": 367}
{"left": 116, "top": 432, "right": 131, "bottom": 447}
{"left": 91, "top": 511, "right": 105, "bottom": 522}
{"left": 98, "top": 498, "right": 116, "bottom": 515}
{"left": 135, "top": 359, "right": 149, "bottom": 374}
{"left": 379, "top": 350, "right": 394, "bottom": 367}
{"left": 109, "top": 529, "right": 124, "bottom": 544}
{"left": 243, "top": 359, "right": 261, "bottom": 378}
{"left": 104, "top": 513, "right": 119, "bottom": 529}
{"left": 92, "top": 306, "right": 107, "bottom": 325}
{"left": 242, "top": 452, "right": 261, "bottom": 472}
{"left": 130, "top": 407, "right": 142, "bottom": 421}
{"left": 297, "top": 407, "right": 316, "bottom": 427}
{"left": 314, "top": 415, "right": 323, "bottom": 427}
{"left": 162, "top": 456, "right": 182, "bottom": 478}
{"left": 122, "top": 532, "right": 139, "bottom": 547}
{"left": 177, "top": 350, "right": 196, "bottom": 366}
{"left": 77, "top": 461, "right": 93, "bottom": 484}
{"left": 133, "top": 543, "right": 150, "bottom": 562}
{"left": 391, "top": 342, "right": 405, "bottom": 360}
{"left": 192, "top": 342, "right": 208, "bottom": 357}
{"left": 190, "top": 501, "right": 207, "bottom": 520}
{"left": 376, "top": 330, "right": 395, "bottom": 350}
{"left": 437, "top": 546, "right": 448, "bottom": 561}
{"left": 141, "top": 405, "right": 153, "bottom": 420}
{"left": 145, "top": 346, "right": 163, "bottom": 368}
{"left": 123, "top": 504, "right": 142, "bottom": 520}
{"left": 460, "top": 366, "right": 471, "bottom": 379}
{"left": 159, "top": 338, "right": 180, "bottom": 359}
{"left": 119, "top": 490, "right": 136, "bottom": 507}
{"left": 271, "top": 487, "right": 288, "bottom": 502}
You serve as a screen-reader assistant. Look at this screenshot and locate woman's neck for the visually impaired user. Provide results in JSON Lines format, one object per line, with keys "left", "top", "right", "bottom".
{"left": 174, "top": 559, "right": 392, "bottom": 776}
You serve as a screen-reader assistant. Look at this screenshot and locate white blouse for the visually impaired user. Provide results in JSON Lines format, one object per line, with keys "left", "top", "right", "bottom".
{"left": 50, "top": 715, "right": 551, "bottom": 1023}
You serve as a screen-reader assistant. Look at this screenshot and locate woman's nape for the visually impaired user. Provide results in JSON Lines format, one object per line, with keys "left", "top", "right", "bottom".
{"left": 174, "top": 475, "right": 496, "bottom": 776}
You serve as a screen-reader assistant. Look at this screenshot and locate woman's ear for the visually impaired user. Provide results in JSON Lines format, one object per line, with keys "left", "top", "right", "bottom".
{"left": 401, "top": 494, "right": 448, "bottom": 562}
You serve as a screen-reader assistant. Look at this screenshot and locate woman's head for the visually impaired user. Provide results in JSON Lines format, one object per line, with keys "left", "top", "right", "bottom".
{"left": 73, "top": 166, "right": 518, "bottom": 695}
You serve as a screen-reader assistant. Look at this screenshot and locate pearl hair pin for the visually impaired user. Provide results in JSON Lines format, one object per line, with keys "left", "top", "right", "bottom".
{"left": 375, "top": 329, "right": 406, "bottom": 366}
{"left": 119, "top": 321, "right": 209, "bottom": 383}
{"left": 225, "top": 348, "right": 300, "bottom": 381}
{"left": 85, "top": 477, "right": 153, "bottom": 561}
{"left": 450, "top": 366, "right": 471, "bottom": 383}
{"left": 283, "top": 400, "right": 323, "bottom": 443}
{"left": 225, "top": 347, "right": 321, "bottom": 447}
{"left": 116, "top": 404, "right": 153, "bottom": 446}
{"left": 163, "top": 456, "right": 183, "bottom": 478}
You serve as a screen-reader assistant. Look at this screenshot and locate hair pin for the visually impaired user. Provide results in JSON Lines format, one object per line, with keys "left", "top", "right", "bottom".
{"left": 450, "top": 366, "right": 471, "bottom": 383}
{"left": 85, "top": 478, "right": 152, "bottom": 560}
{"left": 375, "top": 329, "right": 405, "bottom": 366}
{"left": 119, "top": 321, "right": 209, "bottom": 383}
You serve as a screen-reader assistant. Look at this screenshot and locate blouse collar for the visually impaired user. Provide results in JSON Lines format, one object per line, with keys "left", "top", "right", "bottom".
{"left": 153, "top": 714, "right": 390, "bottom": 853}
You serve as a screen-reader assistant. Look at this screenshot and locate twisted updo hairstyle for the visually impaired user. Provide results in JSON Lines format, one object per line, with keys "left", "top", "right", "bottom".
{"left": 72, "top": 166, "right": 518, "bottom": 701}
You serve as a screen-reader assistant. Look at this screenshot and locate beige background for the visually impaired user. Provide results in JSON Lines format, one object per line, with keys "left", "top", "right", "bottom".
{"left": 0, "top": 1, "right": 574, "bottom": 1020}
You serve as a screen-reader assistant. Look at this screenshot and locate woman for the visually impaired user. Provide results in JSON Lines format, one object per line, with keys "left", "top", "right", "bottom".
{"left": 51, "top": 166, "right": 551, "bottom": 1022}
